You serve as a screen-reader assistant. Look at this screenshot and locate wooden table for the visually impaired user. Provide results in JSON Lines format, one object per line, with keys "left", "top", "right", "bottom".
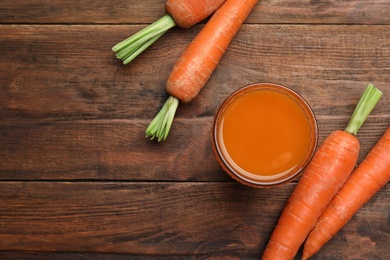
{"left": 0, "top": 0, "right": 389, "bottom": 259}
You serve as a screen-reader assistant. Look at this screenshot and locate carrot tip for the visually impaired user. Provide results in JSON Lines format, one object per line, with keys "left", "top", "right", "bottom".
{"left": 302, "top": 252, "right": 310, "bottom": 260}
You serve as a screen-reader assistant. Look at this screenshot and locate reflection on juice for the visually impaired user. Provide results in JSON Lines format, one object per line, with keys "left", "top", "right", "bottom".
{"left": 219, "top": 88, "right": 312, "bottom": 178}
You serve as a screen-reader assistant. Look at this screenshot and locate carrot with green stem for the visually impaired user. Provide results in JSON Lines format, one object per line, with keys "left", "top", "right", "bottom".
{"left": 261, "top": 84, "right": 382, "bottom": 260}
{"left": 112, "top": 0, "right": 226, "bottom": 64}
{"left": 303, "top": 126, "right": 390, "bottom": 260}
{"left": 146, "top": 0, "right": 259, "bottom": 141}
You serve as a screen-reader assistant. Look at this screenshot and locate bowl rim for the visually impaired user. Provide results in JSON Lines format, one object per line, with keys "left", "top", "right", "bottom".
{"left": 211, "top": 82, "right": 319, "bottom": 188}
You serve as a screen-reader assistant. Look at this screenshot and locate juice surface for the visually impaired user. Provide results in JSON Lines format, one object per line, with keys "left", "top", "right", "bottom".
{"left": 220, "top": 89, "right": 311, "bottom": 178}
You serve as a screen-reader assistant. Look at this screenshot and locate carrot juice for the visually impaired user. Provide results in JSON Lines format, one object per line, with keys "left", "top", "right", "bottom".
{"left": 212, "top": 83, "right": 318, "bottom": 187}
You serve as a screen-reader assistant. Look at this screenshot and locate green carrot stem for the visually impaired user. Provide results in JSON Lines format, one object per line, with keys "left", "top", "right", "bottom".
{"left": 345, "top": 84, "right": 382, "bottom": 135}
{"left": 112, "top": 14, "right": 176, "bottom": 64}
{"left": 146, "top": 96, "right": 179, "bottom": 141}
{"left": 122, "top": 32, "right": 165, "bottom": 64}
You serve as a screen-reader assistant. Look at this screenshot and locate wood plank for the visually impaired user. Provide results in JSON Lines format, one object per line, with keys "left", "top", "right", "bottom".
{"left": 0, "top": 0, "right": 166, "bottom": 24}
{"left": 1, "top": 25, "right": 389, "bottom": 122}
{"left": 1, "top": 1, "right": 388, "bottom": 260}
{"left": 0, "top": 117, "right": 388, "bottom": 181}
{"left": 0, "top": 252, "right": 142, "bottom": 260}
{"left": 0, "top": 181, "right": 388, "bottom": 259}
{"left": 0, "top": 0, "right": 389, "bottom": 25}
{"left": 0, "top": 118, "right": 222, "bottom": 181}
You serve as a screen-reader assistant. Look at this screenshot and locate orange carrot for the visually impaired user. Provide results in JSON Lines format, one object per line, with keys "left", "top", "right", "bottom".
{"left": 146, "top": 0, "right": 259, "bottom": 141}
{"left": 112, "top": 0, "right": 226, "bottom": 64}
{"left": 166, "top": 0, "right": 226, "bottom": 28}
{"left": 261, "top": 84, "right": 382, "bottom": 260}
{"left": 302, "top": 126, "right": 390, "bottom": 260}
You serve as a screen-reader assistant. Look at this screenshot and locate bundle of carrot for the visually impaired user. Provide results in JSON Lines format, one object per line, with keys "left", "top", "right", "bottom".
{"left": 261, "top": 84, "right": 382, "bottom": 260}
{"left": 302, "top": 126, "right": 390, "bottom": 259}
{"left": 112, "top": 0, "right": 226, "bottom": 64}
{"left": 145, "top": 0, "right": 259, "bottom": 141}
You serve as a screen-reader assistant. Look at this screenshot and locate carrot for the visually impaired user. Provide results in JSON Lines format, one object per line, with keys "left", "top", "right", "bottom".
{"left": 165, "top": 0, "right": 226, "bottom": 28}
{"left": 145, "top": 0, "right": 259, "bottom": 141}
{"left": 302, "top": 126, "right": 390, "bottom": 260}
{"left": 112, "top": 0, "right": 226, "bottom": 64}
{"left": 261, "top": 84, "right": 382, "bottom": 260}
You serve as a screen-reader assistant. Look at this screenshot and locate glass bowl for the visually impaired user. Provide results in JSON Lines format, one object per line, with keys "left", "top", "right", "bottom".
{"left": 211, "top": 82, "right": 318, "bottom": 188}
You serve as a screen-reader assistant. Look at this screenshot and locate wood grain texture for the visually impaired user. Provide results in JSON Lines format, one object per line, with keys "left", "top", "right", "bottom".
{"left": 0, "top": 0, "right": 389, "bottom": 259}
{"left": 0, "top": 118, "right": 388, "bottom": 181}
{"left": 0, "top": 182, "right": 389, "bottom": 259}
{"left": 0, "top": 25, "right": 389, "bottom": 122}
{"left": 0, "top": 0, "right": 389, "bottom": 24}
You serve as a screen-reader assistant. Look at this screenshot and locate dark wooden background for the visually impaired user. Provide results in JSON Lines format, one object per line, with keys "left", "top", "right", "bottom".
{"left": 0, "top": 0, "right": 389, "bottom": 259}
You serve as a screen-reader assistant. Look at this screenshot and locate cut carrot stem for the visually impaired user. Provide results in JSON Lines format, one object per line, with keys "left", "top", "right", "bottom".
{"left": 112, "top": 0, "right": 226, "bottom": 64}
{"left": 113, "top": 14, "right": 175, "bottom": 64}
{"left": 303, "top": 126, "right": 390, "bottom": 260}
{"left": 145, "top": 96, "right": 179, "bottom": 141}
{"left": 345, "top": 84, "right": 383, "bottom": 135}
{"left": 261, "top": 84, "right": 382, "bottom": 260}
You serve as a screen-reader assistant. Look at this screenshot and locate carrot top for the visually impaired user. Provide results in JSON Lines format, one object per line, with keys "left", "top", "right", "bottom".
{"left": 112, "top": 14, "right": 176, "bottom": 64}
{"left": 145, "top": 96, "right": 179, "bottom": 141}
{"left": 345, "top": 84, "right": 383, "bottom": 135}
